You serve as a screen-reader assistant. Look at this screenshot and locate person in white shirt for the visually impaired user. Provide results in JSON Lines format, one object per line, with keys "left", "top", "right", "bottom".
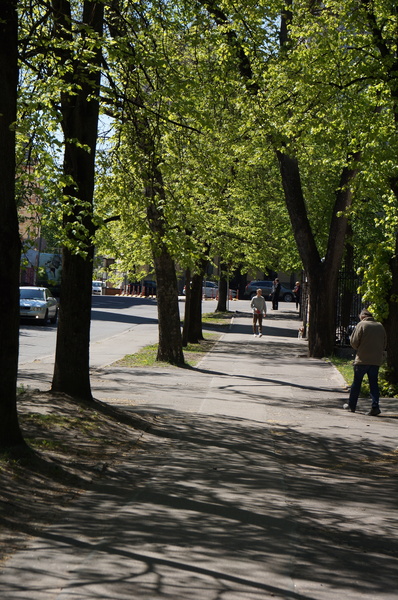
{"left": 250, "top": 289, "right": 267, "bottom": 337}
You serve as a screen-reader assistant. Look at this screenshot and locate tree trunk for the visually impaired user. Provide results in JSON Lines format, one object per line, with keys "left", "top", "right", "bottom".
{"left": 307, "top": 267, "right": 339, "bottom": 357}
{"left": 188, "top": 273, "right": 205, "bottom": 343}
{"left": 51, "top": 0, "right": 103, "bottom": 400}
{"left": 277, "top": 151, "right": 360, "bottom": 357}
{"left": 0, "top": 0, "right": 26, "bottom": 451}
{"left": 216, "top": 269, "right": 228, "bottom": 312}
{"left": 182, "top": 267, "right": 191, "bottom": 347}
{"left": 52, "top": 248, "right": 94, "bottom": 399}
{"left": 154, "top": 246, "right": 184, "bottom": 365}
{"left": 340, "top": 225, "right": 355, "bottom": 331}
{"left": 181, "top": 272, "right": 204, "bottom": 345}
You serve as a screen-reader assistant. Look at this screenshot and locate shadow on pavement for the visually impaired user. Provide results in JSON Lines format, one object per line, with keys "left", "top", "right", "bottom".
{"left": 3, "top": 408, "right": 396, "bottom": 599}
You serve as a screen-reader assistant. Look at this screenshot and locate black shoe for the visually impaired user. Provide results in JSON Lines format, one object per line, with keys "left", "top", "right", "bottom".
{"left": 368, "top": 407, "right": 381, "bottom": 416}
{"left": 343, "top": 403, "right": 355, "bottom": 413}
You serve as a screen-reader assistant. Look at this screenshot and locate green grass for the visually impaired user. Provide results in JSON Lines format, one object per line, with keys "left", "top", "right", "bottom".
{"left": 22, "top": 414, "right": 71, "bottom": 426}
{"left": 202, "top": 311, "right": 233, "bottom": 326}
{"left": 21, "top": 413, "right": 99, "bottom": 434}
{"left": 25, "top": 438, "right": 67, "bottom": 452}
{"left": 115, "top": 314, "right": 229, "bottom": 368}
{"left": 116, "top": 344, "right": 159, "bottom": 367}
{"left": 329, "top": 355, "right": 398, "bottom": 398}
{"left": 329, "top": 356, "right": 353, "bottom": 389}
{"left": 115, "top": 334, "right": 221, "bottom": 368}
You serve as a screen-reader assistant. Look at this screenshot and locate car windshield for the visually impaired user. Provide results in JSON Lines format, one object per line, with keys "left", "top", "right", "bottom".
{"left": 20, "top": 289, "right": 45, "bottom": 300}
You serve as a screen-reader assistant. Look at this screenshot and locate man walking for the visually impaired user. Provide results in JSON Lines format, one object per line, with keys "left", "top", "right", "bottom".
{"left": 345, "top": 309, "right": 387, "bottom": 416}
{"left": 251, "top": 288, "right": 267, "bottom": 337}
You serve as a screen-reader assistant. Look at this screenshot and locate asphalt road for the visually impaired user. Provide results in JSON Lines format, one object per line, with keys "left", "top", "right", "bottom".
{"left": 18, "top": 295, "right": 159, "bottom": 365}
{"left": 18, "top": 295, "right": 254, "bottom": 367}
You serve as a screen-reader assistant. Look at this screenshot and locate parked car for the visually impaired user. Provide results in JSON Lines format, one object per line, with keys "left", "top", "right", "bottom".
{"left": 182, "top": 281, "right": 236, "bottom": 299}
{"left": 92, "top": 281, "right": 103, "bottom": 295}
{"left": 19, "top": 286, "right": 58, "bottom": 324}
{"left": 202, "top": 281, "right": 218, "bottom": 298}
{"left": 244, "top": 280, "right": 294, "bottom": 302}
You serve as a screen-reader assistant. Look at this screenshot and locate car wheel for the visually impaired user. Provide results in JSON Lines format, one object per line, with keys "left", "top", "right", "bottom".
{"left": 50, "top": 308, "right": 58, "bottom": 325}
{"left": 41, "top": 310, "right": 49, "bottom": 325}
{"left": 283, "top": 293, "right": 294, "bottom": 302}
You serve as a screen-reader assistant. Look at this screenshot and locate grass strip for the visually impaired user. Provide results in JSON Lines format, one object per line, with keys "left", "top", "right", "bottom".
{"left": 202, "top": 311, "right": 234, "bottom": 326}
{"left": 115, "top": 334, "right": 221, "bottom": 368}
{"left": 329, "top": 355, "right": 398, "bottom": 398}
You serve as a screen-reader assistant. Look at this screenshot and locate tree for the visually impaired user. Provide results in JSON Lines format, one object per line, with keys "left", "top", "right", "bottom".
{"left": 101, "top": 1, "right": 187, "bottom": 364}
{"left": 280, "top": 0, "right": 398, "bottom": 376}
{"left": 49, "top": 0, "right": 104, "bottom": 399}
{"left": 18, "top": 0, "right": 104, "bottom": 400}
{"left": 350, "top": 0, "right": 398, "bottom": 383}
{"left": 98, "top": 1, "right": 300, "bottom": 357}
{"left": 196, "top": 0, "right": 370, "bottom": 357}
{"left": 0, "top": 0, "right": 27, "bottom": 451}
{"left": 183, "top": 264, "right": 207, "bottom": 345}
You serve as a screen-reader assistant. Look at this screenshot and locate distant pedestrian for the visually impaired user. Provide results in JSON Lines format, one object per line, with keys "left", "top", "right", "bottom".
{"left": 293, "top": 281, "right": 301, "bottom": 310}
{"left": 251, "top": 289, "right": 267, "bottom": 337}
{"left": 344, "top": 309, "right": 387, "bottom": 416}
{"left": 270, "top": 278, "right": 281, "bottom": 310}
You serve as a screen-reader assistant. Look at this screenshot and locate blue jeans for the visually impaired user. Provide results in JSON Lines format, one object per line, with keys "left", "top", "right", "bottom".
{"left": 349, "top": 364, "right": 380, "bottom": 411}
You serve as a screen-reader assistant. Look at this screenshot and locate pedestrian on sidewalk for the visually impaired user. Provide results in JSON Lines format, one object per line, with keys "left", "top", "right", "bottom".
{"left": 270, "top": 278, "right": 281, "bottom": 310}
{"left": 251, "top": 289, "right": 267, "bottom": 337}
{"left": 345, "top": 309, "right": 387, "bottom": 416}
{"left": 293, "top": 281, "right": 301, "bottom": 310}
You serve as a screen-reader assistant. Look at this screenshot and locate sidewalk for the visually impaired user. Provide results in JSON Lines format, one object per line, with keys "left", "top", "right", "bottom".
{"left": 4, "top": 306, "right": 398, "bottom": 599}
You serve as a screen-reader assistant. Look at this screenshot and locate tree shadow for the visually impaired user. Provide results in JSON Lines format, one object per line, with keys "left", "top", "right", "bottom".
{"left": 1, "top": 407, "right": 396, "bottom": 598}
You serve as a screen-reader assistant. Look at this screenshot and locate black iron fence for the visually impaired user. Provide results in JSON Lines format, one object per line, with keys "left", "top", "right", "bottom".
{"left": 299, "top": 270, "right": 364, "bottom": 346}
{"left": 335, "top": 270, "right": 363, "bottom": 346}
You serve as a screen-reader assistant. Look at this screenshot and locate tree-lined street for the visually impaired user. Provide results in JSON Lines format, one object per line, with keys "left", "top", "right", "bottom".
{"left": 0, "top": 0, "right": 396, "bottom": 453}
{"left": 1, "top": 2, "right": 398, "bottom": 594}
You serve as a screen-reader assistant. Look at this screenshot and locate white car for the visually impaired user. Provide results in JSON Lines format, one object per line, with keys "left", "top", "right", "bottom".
{"left": 202, "top": 281, "right": 218, "bottom": 298}
{"left": 92, "top": 281, "right": 103, "bottom": 295}
{"left": 183, "top": 281, "right": 236, "bottom": 299}
{"left": 19, "top": 286, "right": 58, "bottom": 325}
{"left": 202, "top": 281, "right": 237, "bottom": 298}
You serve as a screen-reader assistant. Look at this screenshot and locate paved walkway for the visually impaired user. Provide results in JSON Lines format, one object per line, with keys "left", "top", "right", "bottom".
{"left": 4, "top": 305, "right": 398, "bottom": 599}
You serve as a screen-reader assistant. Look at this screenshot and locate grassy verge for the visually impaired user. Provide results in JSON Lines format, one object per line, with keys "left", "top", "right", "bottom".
{"left": 202, "top": 311, "right": 234, "bottom": 327}
{"left": 329, "top": 355, "right": 398, "bottom": 398}
{"left": 115, "top": 334, "right": 221, "bottom": 369}
{"left": 115, "top": 312, "right": 232, "bottom": 369}
{"left": 329, "top": 355, "right": 353, "bottom": 389}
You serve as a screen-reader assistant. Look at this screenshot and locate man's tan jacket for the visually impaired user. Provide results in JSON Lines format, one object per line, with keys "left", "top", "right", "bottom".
{"left": 350, "top": 317, "right": 387, "bottom": 366}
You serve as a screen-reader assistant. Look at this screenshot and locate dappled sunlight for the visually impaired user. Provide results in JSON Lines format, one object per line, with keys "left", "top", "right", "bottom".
{"left": 6, "top": 306, "right": 398, "bottom": 599}
{"left": 3, "top": 409, "right": 396, "bottom": 598}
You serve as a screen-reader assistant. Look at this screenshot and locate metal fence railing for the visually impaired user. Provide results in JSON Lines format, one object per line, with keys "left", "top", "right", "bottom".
{"left": 299, "top": 270, "right": 364, "bottom": 347}
{"left": 335, "top": 270, "right": 363, "bottom": 346}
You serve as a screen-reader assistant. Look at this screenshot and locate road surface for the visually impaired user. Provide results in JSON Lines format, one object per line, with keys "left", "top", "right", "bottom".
{"left": 18, "top": 295, "right": 252, "bottom": 368}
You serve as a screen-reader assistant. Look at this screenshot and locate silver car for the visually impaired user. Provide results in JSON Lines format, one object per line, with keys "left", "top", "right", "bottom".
{"left": 20, "top": 286, "right": 58, "bottom": 324}
{"left": 244, "top": 280, "right": 294, "bottom": 302}
{"left": 92, "top": 281, "right": 103, "bottom": 295}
